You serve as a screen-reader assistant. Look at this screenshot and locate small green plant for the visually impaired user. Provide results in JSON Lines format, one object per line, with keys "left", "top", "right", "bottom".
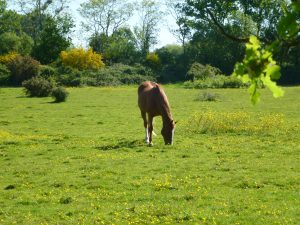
{"left": 22, "top": 77, "right": 54, "bottom": 97}
{"left": 197, "top": 91, "right": 218, "bottom": 101}
{"left": 51, "top": 86, "right": 69, "bottom": 102}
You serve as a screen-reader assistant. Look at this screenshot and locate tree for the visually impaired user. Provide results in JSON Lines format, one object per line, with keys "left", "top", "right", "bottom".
{"left": 181, "top": 0, "right": 299, "bottom": 103}
{"left": 0, "top": 32, "right": 33, "bottom": 55}
{"left": 104, "top": 28, "right": 139, "bottom": 64}
{"left": 79, "top": 0, "right": 134, "bottom": 37}
{"left": 89, "top": 27, "right": 139, "bottom": 65}
{"left": 12, "top": 0, "right": 71, "bottom": 42}
{"left": 156, "top": 44, "right": 186, "bottom": 82}
{"left": 165, "top": 0, "right": 191, "bottom": 53}
{"left": 134, "top": 0, "right": 162, "bottom": 57}
{"left": 0, "top": 0, "right": 6, "bottom": 14}
{"left": 31, "top": 16, "right": 72, "bottom": 64}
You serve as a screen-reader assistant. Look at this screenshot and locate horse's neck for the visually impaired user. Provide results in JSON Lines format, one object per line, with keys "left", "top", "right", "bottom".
{"left": 156, "top": 89, "right": 173, "bottom": 124}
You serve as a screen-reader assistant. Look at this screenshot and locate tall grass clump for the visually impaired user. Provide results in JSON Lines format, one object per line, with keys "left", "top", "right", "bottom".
{"left": 183, "top": 111, "right": 285, "bottom": 135}
{"left": 196, "top": 91, "right": 219, "bottom": 101}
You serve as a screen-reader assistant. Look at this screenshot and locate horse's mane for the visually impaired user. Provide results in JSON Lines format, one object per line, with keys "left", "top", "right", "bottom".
{"left": 154, "top": 83, "right": 172, "bottom": 120}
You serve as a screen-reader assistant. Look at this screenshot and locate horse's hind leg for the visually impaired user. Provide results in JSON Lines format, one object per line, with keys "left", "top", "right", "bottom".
{"left": 141, "top": 111, "right": 149, "bottom": 144}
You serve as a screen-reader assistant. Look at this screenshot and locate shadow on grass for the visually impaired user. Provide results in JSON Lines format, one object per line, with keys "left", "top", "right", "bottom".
{"left": 95, "top": 139, "right": 145, "bottom": 151}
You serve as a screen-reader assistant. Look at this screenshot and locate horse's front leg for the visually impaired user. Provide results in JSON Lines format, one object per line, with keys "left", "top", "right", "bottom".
{"left": 141, "top": 111, "right": 149, "bottom": 144}
{"left": 148, "top": 115, "right": 154, "bottom": 146}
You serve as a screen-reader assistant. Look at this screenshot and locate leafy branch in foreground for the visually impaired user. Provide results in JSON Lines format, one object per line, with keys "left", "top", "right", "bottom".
{"left": 232, "top": 1, "right": 299, "bottom": 104}
{"left": 232, "top": 36, "right": 284, "bottom": 104}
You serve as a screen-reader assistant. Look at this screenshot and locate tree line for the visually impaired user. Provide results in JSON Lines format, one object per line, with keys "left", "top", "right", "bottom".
{"left": 0, "top": 0, "right": 299, "bottom": 86}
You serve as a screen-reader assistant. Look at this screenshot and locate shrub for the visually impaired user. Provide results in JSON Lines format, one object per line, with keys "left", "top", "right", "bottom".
{"left": 197, "top": 91, "right": 218, "bottom": 101}
{"left": 186, "top": 63, "right": 222, "bottom": 81}
{"left": 51, "top": 86, "right": 69, "bottom": 102}
{"left": 0, "top": 52, "right": 19, "bottom": 65}
{"left": 55, "top": 63, "right": 155, "bottom": 87}
{"left": 39, "top": 65, "right": 57, "bottom": 79}
{"left": 60, "top": 48, "right": 105, "bottom": 70}
{"left": 145, "top": 53, "right": 161, "bottom": 71}
{"left": 22, "top": 77, "right": 54, "bottom": 97}
{"left": 7, "top": 55, "right": 40, "bottom": 85}
{"left": 184, "top": 75, "right": 248, "bottom": 89}
{"left": 0, "top": 64, "right": 11, "bottom": 86}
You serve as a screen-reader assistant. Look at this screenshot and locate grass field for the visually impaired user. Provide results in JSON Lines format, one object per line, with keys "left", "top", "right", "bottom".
{"left": 0, "top": 85, "right": 299, "bottom": 224}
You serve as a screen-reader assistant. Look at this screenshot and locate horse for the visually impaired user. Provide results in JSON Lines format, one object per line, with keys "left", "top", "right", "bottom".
{"left": 138, "top": 81, "right": 176, "bottom": 145}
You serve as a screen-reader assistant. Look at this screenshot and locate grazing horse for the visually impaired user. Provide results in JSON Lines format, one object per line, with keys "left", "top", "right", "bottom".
{"left": 138, "top": 81, "right": 175, "bottom": 145}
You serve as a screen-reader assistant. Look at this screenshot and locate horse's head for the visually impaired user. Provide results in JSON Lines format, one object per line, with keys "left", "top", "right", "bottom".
{"left": 161, "top": 120, "right": 176, "bottom": 145}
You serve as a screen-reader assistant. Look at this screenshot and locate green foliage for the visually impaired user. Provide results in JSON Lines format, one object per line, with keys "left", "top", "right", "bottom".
{"left": 0, "top": 32, "right": 20, "bottom": 54}
{"left": 90, "top": 28, "right": 139, "bottom": 65}
{"left": 0, "top": 63, "right": 10, "bottom": 85}
{"left": 7, "top": 55, "right": 40, "bottom": 85}
{"left": 155, "top": 44, "right": 186, "bottom": 82}
{"left": 232, "top": 36, "right": 284, "bottom": 104}
{"left": 184, "top": 75, "right": 246, "bottom": 89}
{"left": 0, "top": 9, "right": 23, "bottom": 34}
{"left": 51, "top": 86, "right": 69, "bottom": 102}
{"left": 39, "top": 65, "right": 57, "bottom": 79}
{"left": 32, "top": 17, "right": 72, "bottom": 64}
{"left": 187, "top": 63, "right": 221, "bottom": 81}
{"left": 22, "top": 76, "right": 54, "bottom": 97}
{"left": 0, "top": 32, "right": 33, "bottom": 55}
{"left": 56, "top": 63, "right": 155, "bottom": 87}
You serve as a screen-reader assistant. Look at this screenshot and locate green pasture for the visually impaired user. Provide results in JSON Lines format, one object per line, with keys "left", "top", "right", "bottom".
{"left": 0, "top": 86, "right": 299, "bottom": 224}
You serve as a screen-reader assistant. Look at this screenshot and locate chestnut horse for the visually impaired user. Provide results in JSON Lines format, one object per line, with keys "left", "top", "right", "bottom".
{"left": 138, "top": 81, "right": 175, "bottom": 145}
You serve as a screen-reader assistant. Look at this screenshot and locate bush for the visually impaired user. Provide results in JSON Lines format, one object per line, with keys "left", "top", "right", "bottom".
{"left": 39, "top": 65, "right": 57, "bottom": 79}
{"left": 186, "top": 63, "right": 222, "bottom": 81}
{"left": 197, "top": 91, "right": 219, "bottom": 101}
{"left": 22, "top": 77, "right": 54, "bottom": 97}
{"left": 55, "top": 63, "right": 155, "bottom": 87}
{"left": 145, "top": 53, "right": 161, "bottom": 71}
{"left": 51, "top": 86, "right": 69, "bottom": 102}
{"left": 0, "top": 64, "right": 11, "bottom": 86}
{"left": 0, "top": 52, "right": 19, "bottom": 65}
{"left": 184, "top": 75, "right": 247, "bottom": 89}
{"left": 7, "top": 55, "right": 40, "bottom": 85}
{"left": 60, "top": 48, "right": 105, "bottom": 70}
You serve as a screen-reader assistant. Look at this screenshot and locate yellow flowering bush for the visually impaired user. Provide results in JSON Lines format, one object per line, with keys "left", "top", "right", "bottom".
{"left": 60, "top": 48, "right": 105, "bottom": 70}
{"left": 0, "top": 51, "right": 19, "bottom": 65}
{"left": 145, "top": 52, "right": 161, "bottom": 71}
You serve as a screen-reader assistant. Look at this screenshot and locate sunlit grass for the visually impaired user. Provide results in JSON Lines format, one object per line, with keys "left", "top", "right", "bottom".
{"left": 0, "top": 86, "right": 299, "bottom": 224}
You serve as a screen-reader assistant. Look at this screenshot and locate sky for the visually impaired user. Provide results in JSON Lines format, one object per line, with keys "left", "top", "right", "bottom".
{"left": 70, "top": 0, "right": 178, "bottom": 49}
{"left": 7, "top": 0, "right": 178, "bottom": 49}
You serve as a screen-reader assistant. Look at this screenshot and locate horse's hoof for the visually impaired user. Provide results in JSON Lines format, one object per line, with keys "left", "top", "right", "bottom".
{"left": 148, "top": 143, "right": 153, "bottom": 147}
